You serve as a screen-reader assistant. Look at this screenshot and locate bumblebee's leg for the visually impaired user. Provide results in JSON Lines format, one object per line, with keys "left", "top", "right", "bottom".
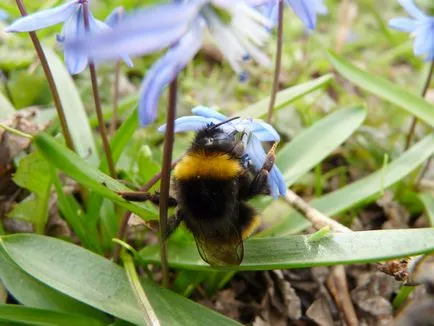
{"left": 248, "top": 143, "right": 277, "bottom": 196}
{"left": 119, "top": 191, "right": 177, "bottom": 207}
{"left": 239, "top": 203, "right": 261, "bottom": 240}
{"left": 143, "top": 209, "right": 184, "bottom": 237}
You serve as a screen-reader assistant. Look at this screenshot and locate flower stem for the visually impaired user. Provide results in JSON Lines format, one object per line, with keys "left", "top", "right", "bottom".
{"left": 15, "top": 0, "right": 74, "bottom": 151}
{"left": 82, "top": 2, "right": 116, "bottom": 178}
{"left": 110, "top": 61, "right": 121, "bottom": 136}
{"left": 405, "top": 60, "right": 434, "bottom": 149}
{"left": 159, "top": 79, "right": 178, "bottom": 288}
{"left": 267, "top": 0, "right": 284, "bottom": 124}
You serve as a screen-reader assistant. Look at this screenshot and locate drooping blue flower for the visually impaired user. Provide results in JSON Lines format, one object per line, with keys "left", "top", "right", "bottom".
{"left": 260, "top": 0, "right": 327, "bottom": 30}
{"left": 5, "top": 1, "right": 132, "bottom": 74}
{"left": 68, "top": 0, "right": 272, "bottom": 126}
{"left": 158, "top": 106, "right": 287, "bottom": 198}
{"left": 389, "top": 0, "right": 434, "bottom": 61}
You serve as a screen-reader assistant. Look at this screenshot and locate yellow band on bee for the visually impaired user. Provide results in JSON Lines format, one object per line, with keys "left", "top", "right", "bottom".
{"left": 241, "top": 215, "right": 261, "bottom": 240}
{"left": 174, "top": 152, "right": 242, "bottom": 180}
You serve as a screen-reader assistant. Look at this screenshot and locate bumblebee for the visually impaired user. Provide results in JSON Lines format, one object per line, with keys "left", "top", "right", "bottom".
{"left": 123, "top": 118, "right": 276, "bottom": 266}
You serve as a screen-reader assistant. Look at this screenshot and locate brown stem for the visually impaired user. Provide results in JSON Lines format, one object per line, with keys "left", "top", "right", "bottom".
{"left": 15, "top": 0, "right": 74, "bottom": 150}
{"left": 405, "top": 60, "right": 434, "bottom": 149}
{"left": 159, "top": 79, "right": 177, "bottom": 288}
{"left": 82, "top": 2, "right": 116, "bottom": 178}
{"left": 110, "top": 60, "right": 121, "bottom": 136}
{"left": 267, "top": 0, "right": 284, "bottom": 124}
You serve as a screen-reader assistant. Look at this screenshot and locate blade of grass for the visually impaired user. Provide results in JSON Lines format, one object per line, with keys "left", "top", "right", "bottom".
{"left": 34, "top": 133, "right": 158, "bottom": 220}
{"left": 240, "top": 74, "right": 333, "bottom": 118}
{"left": 139, "top": 228, "right": 434, "bottom": 271}
{"left": 263, "top": 133, "right": 434, "bottom": 236}
{"left": 0, "top": 304, "right": 105, "bottom": 326}
{"left": 328, "top": 51, "right": 434, "bottom": 127}
{"left": 0, "top": 234, "right": 241, "bottom": 326}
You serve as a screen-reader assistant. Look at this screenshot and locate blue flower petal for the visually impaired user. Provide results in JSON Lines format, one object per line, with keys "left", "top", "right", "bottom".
{"left": 62, "top": 6, "right": 88, "bottom": 75}
{"left": 192, "top": 106, "right": 227, "bottom": 121}
{"left": 245, "top": 133, "right": 285, "bottom": 198}
{"left": 158, "top": 116, "right": 222, "bottom": 133}
{"left": 398, "top": 0, "right": 427, "bottom": 20}
{"left": 68, "top": 1, "right": 206, "bottom": 63}
{"left": 238, "top": 119, "right": 280, "bottom": 141}
{"left": 287, "top": 0, "right": 317, "bottom": 30}
{"left": 388, "top": 17, "right": 418, "bottom": 32}
{"left": 414, "top": 24, "right": 434, "bottom": 59}
{"left": 138, "top": 18, "right": 205, "bottom": 126}
{"left": 105, "top": 6, "right": 124, "bottom": 27}
{"left": 87, "top": 12, "right": 134, "bottom": 68}
{"left": 5, "top": 1, "right": 77, "bottom": 32}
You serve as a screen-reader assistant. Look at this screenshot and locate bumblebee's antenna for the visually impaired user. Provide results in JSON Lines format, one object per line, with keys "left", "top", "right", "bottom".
{"left": 208, "top": 116, "right": 240, "bottom": 130}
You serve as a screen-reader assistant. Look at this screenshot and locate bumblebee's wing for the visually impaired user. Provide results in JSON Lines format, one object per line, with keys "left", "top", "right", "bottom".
{"left": 193, "top": 219, "right": 244, "bottom": 266}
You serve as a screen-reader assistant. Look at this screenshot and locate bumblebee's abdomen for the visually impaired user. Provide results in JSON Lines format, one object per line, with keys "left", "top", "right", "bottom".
{"left": 176, "top": 177, "right": 237, "bottom": 220}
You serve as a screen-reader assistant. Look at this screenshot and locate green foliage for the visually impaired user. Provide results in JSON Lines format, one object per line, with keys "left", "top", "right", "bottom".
{"left": 7, "top": 151, "right": 52, "bottom": 233}
{"left": 2, "top": 1, "right": 434, "bottom": 324}
{"left": 139, "top": 228, "right": 434, "bottom": 270}
{"left": 0, "top": 234, "right": 240, "bottom": 326}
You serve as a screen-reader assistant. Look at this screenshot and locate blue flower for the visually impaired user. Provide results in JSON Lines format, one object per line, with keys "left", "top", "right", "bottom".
{"left": 5, "top": 1, "right": 132, "bottom": 74}
{"left": 158, "top": 106, "right": 287, "bottom": 198}
{"left": 389, "top": 0, "right": 434, "bottom": 61}
{"left": 260, "top": 0, "right": 327, "bottom": 30}
{"left": 68, "top": 0, "right": 272, "bottom": 125}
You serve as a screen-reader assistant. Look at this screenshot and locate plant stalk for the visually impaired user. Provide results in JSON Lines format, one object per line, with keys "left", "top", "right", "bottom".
{"left": 266, "top": 0, "right": 284, "bottom": 123}
{"left": 110, "top": 60, "right": 121, "bottom": 136}
{"left": 159, "top": 79, "right": 177, "bottom": 288}
{"left": 82, "top": 2, "right": 116, "bottom": 178}
{"left": 15, "top": 0, "right": 74, "bottom": 150}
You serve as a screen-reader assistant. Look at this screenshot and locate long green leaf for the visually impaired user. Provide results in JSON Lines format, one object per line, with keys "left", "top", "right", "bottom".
{"left": 278, "top": 106, "right": 366, "bottom": 186}
{"left": 34, "top": 133, "right": 158, "bottom": 220}
{"left": 328, "top": 51, "right": 434, "bottom": 127}
{"left": 43, "top": 47, "right": 99, "bottom": 165}
{"left": 139, "top": 228, "right": 434, "bottom": 271}
{"left": 0, "top": 234, "right": 240, "bottom": 326}
{"left": 0, "top": 247, "right": 108, "bottom": 321}
{"left": 251, "top": 107, "right": 366, "bottom": 234}
{"left": 239, "top": 74, "right": 333, "bottom": 118}
{"left": 0, "top": 305, "right": 104, "bottom": 326}
{"left": 264, "top": 133, "right": 434, "bottom": 236}
{"left": 419, "top": 193, "right": 434, "bottom": 227}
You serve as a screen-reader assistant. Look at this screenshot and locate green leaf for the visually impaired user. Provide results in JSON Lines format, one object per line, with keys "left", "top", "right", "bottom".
{"left": 239, "top": 74, "right": 333, "bottom": 118}
{"left": 278, "top": 106, "right": 366, "bottom": 187}
{"left": 0, "top": 305, "right": 104, "bottom": 326}
{"left": 419, "top": 193, "right": 434, "bottom": 227}
{"left": 0, "top": 234, "right": 240, "bottom": 326}
{"left": 251, "top": 107, "right": 366, "bottom": 234}
{"left": 0, "top": 247, "right": 108, "bottom": 321}
{"left": 265, "top": 133, "right": 434, "bottom": 236}
{"left": 101, "top": 107, "right": 138, "bottom": 174}
{"left": 51, "top": 168, "right": 101, "bottom": 253}
{"left": 139, "top": 228, "right": 434, "bottom": 271}
{"left": 327, "top": 51, "right": 434, "bottom": 127}
{"left": 43, "top": 47, "right": 99, "bottom": 165}
{"left": 34, "top": 133, "right": 158, "bottom": 220}
{"left": 0, "top": 92, "right": 15, "bottom": 119}
{"left": 7, "top": 151, "right": 52, "bottom": 233}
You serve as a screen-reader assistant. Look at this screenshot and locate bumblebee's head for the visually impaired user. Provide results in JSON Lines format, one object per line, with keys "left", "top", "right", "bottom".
{"left": 193, "top": 117, "right": 242, "bottom": 155}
